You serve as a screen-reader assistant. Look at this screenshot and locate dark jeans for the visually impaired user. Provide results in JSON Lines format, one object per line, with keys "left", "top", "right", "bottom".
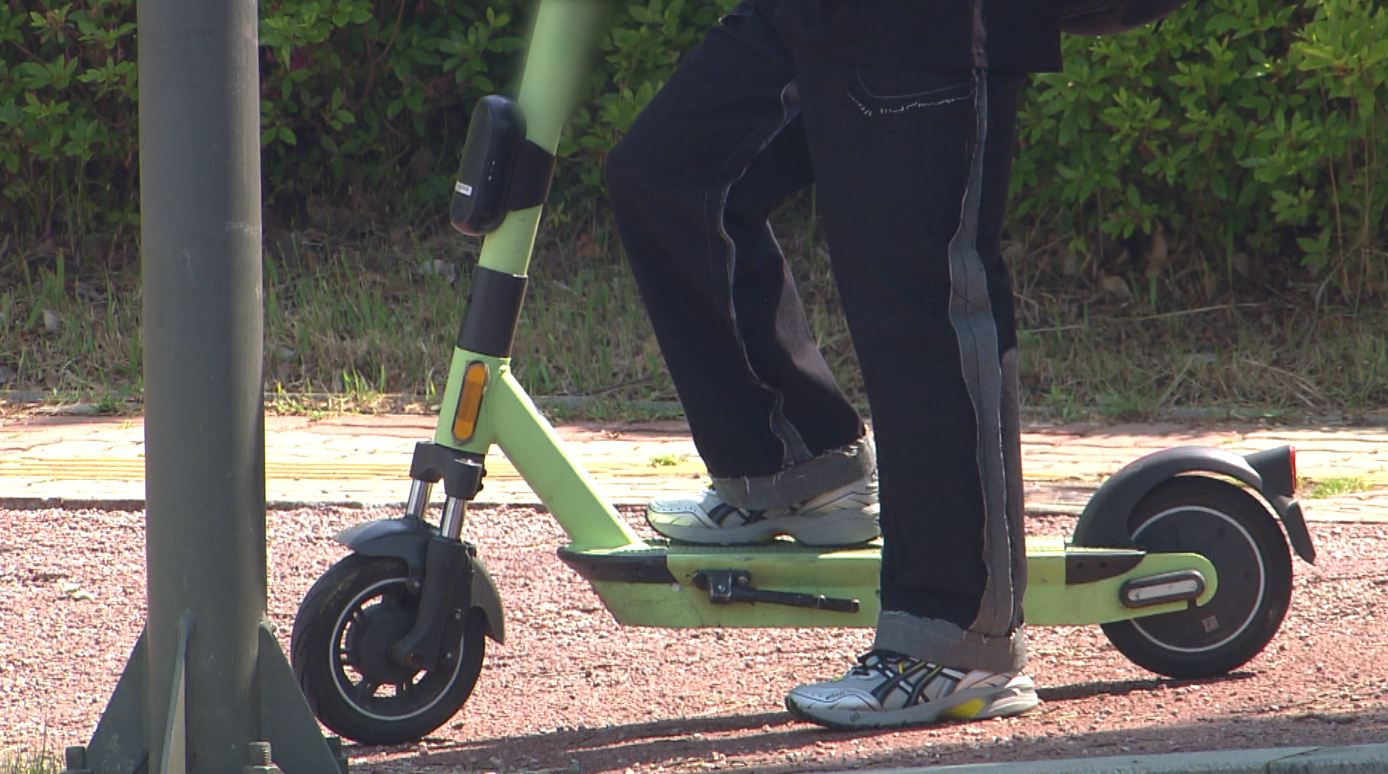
{"left": 605, "top": 2, "right": 1029, "bottom": 672}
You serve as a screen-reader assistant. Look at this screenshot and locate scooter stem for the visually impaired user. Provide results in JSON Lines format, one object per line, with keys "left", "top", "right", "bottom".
{"left": 475, "top": 0, "right": 604, "bottom": 279}
{"left": 427, "top": 0, "right": 642, "bottom": 552}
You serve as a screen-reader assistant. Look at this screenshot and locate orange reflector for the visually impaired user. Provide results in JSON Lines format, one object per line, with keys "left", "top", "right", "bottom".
{"left": 451, "top": 362, "right": 489, "bottom": 443}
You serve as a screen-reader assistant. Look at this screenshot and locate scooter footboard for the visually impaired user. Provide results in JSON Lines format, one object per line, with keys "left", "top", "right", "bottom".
{"left": 557, "top": 536, "right": 1217, "bottom": 629}
{"left": 559, "top": 541, "right": 883, "bottom": 628}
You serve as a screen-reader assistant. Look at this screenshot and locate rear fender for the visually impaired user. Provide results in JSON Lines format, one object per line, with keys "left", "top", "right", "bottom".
{"left": 1071, "top": 446, "right": 1315, "bottom": 564}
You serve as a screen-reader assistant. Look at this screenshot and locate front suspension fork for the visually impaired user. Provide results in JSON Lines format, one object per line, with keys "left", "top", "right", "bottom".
{"left": 390, "top": 443, "right": 485, "bottom": 670}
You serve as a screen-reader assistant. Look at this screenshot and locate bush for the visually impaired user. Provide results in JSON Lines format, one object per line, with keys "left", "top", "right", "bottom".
{"left": 0, "top": 0, "right": 738, "bottom": 242}
{"left": 254, "top": 0, "right": 526, "bottom": 218}
{"left": 2, "top": 0, "right": 1383, "bottom": 300}
{"left": 1015, "top": 0, "right": 1388, "bottom": 302}
{"left": 1, "top": 2, "right": 139, "bottom": 250}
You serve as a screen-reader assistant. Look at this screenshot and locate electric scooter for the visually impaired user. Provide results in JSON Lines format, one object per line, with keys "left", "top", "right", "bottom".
{"left": 289, "top": 0, "right": 1317, "bottom": 746}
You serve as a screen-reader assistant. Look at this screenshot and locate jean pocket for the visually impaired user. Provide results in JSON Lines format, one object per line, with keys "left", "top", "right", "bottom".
{"left": 847, "top": 67, "right": 975, "bottom": 117}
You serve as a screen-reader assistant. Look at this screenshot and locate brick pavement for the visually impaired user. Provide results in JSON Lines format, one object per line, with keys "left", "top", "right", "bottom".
{"left": 1, "top": 411, "right": 1385, "bottom": 521}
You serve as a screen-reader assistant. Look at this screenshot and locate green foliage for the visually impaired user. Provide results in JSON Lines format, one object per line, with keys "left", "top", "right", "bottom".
{"left": 1287, "top": 0, "right": 1388, "bottom": 294}
{"left": 0, "top": 0, "right": 742, "bottom": 247}
{"left": 1306, "top": 475, "right": 1368, "bottom": 498}
{"left": 2, "top": 0, "right": 1383, "bottom": 301}
{"left": 565, "top": 0, "right": 738, "bottom": 191}
{"left": 1, "top": 750, "right": 59, "bottom": 774}
{"left": 2, "top": 732, "right": 60, "bottom": 774}
{"left": 1015, "top": 0, "right": 1388, "bottom": 300}
{"left": 0, "top": 1, "right": 139, "bottom": 245}
{"left": 255, "top": 0, "right": 527, "bottom": 215}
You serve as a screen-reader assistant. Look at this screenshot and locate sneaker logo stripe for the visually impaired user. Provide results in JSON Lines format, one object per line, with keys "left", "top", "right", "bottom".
{"left": 871, "top": 660, "right": 940, "bottom": 706}
{"left": 707, "top": 503, "right": 738, "bottom": 526}
{"left": 906, "top": 664, "right": 944, "bottom": 706}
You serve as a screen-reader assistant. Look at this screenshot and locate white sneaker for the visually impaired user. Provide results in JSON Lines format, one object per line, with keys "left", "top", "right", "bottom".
{"left": 784, "top": 650, "right": 1039, "bottom": 729}
{"left": 645, "top": 476, "right": 880, "bottom": 547}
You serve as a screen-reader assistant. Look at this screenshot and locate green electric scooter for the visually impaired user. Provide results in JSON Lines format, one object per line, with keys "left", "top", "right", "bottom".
{"left": 289, "top": 0, "right": 1317, "bottom": 746}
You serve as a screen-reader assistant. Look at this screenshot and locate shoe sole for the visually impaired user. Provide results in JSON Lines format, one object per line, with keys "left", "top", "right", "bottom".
{"left": 648, "top": 506, "right": 881, "bottom": 547}
{"left": 784, "top": 679, "right": 1040, "bottom": 729}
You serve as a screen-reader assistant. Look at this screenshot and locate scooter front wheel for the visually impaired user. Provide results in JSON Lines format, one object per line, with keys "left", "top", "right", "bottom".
{"left": 291, "top": 554, "right": 486, "bottom": 745}
{"left": 1098, "top": 477, "right": 1293, "bottom": 678}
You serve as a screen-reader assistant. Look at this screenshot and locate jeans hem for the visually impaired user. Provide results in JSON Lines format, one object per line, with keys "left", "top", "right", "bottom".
{"left": 873, "top": 609, "right": 1026, "bottom": 674}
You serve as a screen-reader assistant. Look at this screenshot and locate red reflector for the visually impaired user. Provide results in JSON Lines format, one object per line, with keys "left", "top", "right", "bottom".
{"left": 1289, "top": 446, "right": 1298, "bottom": 492}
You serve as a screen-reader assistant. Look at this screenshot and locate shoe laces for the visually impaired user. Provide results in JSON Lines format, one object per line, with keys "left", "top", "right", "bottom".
{"left": 850, "top": 650, "right": 918, "bottom": 677}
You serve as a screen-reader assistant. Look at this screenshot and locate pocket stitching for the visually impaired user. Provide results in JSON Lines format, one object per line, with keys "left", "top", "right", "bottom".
{"left": 852, "top": 69, "right": 973, "bottom": 101}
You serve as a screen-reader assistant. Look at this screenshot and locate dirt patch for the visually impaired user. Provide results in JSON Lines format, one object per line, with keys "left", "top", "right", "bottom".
{"left": 3, "top": 507, "right": 1386, "bottom": 772}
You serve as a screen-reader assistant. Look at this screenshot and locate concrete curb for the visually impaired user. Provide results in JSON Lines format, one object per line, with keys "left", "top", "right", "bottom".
{"left": 857, "top": 743, "right": 1388, "bottom": 773}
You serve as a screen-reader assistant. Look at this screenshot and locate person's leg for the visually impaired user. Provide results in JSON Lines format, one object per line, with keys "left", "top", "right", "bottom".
{"left": 784, "top": 59, "right": 1034, "bottom": 725}
{"left": 723, "top": 119, "right": 866, "bottom": 473}
{"left": 605, "top": 5, "right": 872, "bottom": 531}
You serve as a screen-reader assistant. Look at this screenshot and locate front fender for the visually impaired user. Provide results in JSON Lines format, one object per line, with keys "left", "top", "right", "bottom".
{"left": 335, "top": 517, "right": 507, "bottom": 643}
{"left": 337, "top": 517, "right": 432, "bottom": 570}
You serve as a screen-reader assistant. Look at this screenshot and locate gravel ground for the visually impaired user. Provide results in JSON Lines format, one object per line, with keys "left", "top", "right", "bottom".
{"left": 3, "top": 505, "right": 1387, "bottom": 773}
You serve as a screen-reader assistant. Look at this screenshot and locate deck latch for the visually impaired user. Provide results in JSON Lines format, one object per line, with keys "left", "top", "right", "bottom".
{"left": 692, "top": 569, "right": 860, "bottom": 613}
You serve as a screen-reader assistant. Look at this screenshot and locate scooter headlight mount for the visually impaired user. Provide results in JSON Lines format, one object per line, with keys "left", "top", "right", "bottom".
{"left": 450, "top": 95, "right": 557, "bottom": 236}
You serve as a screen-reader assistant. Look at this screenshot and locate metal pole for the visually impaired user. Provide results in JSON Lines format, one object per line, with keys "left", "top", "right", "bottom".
{"left": 63, "top": 1, "right": 345, "bottom": 771}
{"left": 139, "top": 0, "right": 265, "bottom": 766}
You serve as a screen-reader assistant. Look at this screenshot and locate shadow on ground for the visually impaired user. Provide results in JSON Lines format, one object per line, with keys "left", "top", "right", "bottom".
{"left": 351, "top": 674, "right": 1388, "bottom": 773}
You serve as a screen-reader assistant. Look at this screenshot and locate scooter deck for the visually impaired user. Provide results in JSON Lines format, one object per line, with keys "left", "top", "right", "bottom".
{"left": 558, "top": 535, "right": 1217, "bottom": 629}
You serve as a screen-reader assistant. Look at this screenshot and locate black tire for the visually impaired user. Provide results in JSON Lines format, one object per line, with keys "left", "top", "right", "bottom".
{"left": 1097, "top": 477, "right": 1292, "bottom": 678}
{"left": 291, "top": 554, "right": 485, "bottom": 745}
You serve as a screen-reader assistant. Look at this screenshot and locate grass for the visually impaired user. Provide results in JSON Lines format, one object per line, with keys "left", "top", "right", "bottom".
{"left": 0, "top": 249, "right": 143, "bottom": 401}
{"left": 3, "top": 196, "right": 1388, "bottom": 422}
{"left": 1305, "top": 476, "right": 1370, "bottom": 499}
{"left": 1, "top": 752, "right": 58, "bottom": 774}
{"left": 3, "top": 734, "right": 61, "bottom": 774}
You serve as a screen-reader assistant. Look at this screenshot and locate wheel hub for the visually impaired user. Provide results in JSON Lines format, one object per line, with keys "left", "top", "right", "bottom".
{"left": 346, "top": 601, "right": 420, "bottom": 685}
{"left": 1132, "top": 507, "right": 1262, "bottom": 652}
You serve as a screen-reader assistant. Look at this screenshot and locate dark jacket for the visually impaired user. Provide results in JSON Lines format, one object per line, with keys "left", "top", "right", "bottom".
{"left": 760, "top": 0, "right": 1063, "bottom": 73}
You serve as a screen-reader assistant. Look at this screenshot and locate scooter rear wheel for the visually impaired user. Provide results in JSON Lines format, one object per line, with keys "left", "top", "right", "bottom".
{"left": 291, "top": 554, "right": 486, "bottom": 745}
{"left": 1098, "top": 477, "right": 1292, "bottom": 678}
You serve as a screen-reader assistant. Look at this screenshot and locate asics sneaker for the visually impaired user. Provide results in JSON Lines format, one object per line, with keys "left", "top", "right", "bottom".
{"left": 784, "top": 650, "right": 1039, "bottom": 729}
{"left": 645, "top": 476, "right": 880, "bottom": 547}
